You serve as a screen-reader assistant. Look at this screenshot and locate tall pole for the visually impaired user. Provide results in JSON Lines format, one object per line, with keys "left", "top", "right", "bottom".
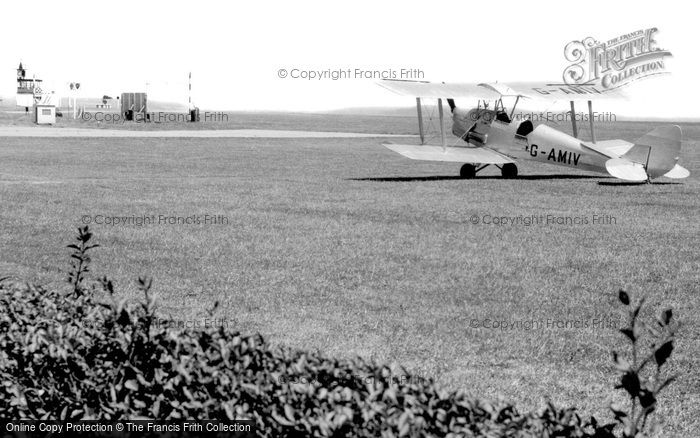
{"left": 70, "top": 83, "right": 76, "bottom": 119}
{"left": 438, "top": 98, "right": 446, "bottom": 150}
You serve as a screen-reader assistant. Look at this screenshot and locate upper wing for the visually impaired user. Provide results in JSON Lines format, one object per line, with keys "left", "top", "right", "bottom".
{"left": 382, "top": 143, "right": 514, "bottom": 164}
{"left": 505, "top": 82, "right": 628, "bottom": 101}
{"left": 377, "top": 80, "right": 522, "bottom": 100}
{"left": 378, "top": 80, "right": 628, "bottom": 101}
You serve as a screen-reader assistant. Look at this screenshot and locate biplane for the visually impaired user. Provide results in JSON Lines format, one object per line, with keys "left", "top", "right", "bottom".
{"left": 377, "top": 80, "right": 689, "bottom": 182}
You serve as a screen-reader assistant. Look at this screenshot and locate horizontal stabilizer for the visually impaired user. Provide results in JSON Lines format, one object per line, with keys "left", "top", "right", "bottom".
{"left": 382, "top": 143, "right": 514, "bottom": 164}
{"left": 663, "top": 164, "right": 690, "bottom": 179}
{"left": 580, "top": 139, "right": 634, "bottom": 158}
{"left": 605, "top": 158, "right": 648, "bottom": 182}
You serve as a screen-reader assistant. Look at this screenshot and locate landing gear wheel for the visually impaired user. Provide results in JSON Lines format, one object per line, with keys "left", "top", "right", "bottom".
{"left": 501, "top": 163, "right": 518, "bottom": 179}
{"left": 460, "top": 164, "right": 476, "bottom": 179}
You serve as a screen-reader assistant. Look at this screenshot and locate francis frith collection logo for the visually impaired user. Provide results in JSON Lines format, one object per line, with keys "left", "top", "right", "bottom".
{"left": 563, "top": 28, "right": 672, "bottom": 89}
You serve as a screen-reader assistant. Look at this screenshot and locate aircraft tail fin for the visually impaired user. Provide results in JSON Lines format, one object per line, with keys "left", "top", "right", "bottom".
{"left": 605, "top": 125, "right": 687, "bottom": 181}
{"left": 624, "top": 125, "right": 683, "bottom": 178}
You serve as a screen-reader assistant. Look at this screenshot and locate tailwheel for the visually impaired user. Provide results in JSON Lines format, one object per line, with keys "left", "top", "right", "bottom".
{"left": 501, "top": 163, "right": 518, "bottom": 179}
{"left": 460, "top": 164, "right": 476, "bottom": 179}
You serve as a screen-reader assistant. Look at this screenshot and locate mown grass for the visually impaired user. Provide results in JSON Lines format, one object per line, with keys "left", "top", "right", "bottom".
{"left": 0, "top": 109, "right": 418, "bottom": 134}
{"left": 0, "top": 117, "right": 698, "bottom": 435}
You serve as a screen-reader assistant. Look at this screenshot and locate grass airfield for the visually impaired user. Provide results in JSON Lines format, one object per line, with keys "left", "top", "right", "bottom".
{"left": 0, "top": 113, "right": 699, "bottom": 435}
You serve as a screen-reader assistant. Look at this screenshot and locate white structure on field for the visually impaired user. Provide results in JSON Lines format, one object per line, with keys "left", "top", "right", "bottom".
{"left": 16, "top": 62, "right": 42, "bottom": 109}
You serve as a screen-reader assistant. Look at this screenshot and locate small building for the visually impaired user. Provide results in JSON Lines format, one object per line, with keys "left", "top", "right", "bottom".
{"left": 120, "top": 92, "right": 147, "bottom": 121}
{"left": 16, "top": 62, "right": 43, "bottom": 109}
{"left": 34, "top": 104, "right": 56, "bottom": 125}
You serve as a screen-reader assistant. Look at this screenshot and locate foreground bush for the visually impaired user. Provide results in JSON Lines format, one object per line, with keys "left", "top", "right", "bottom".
{"left": 0, "top": 227, "right": 678, "bottom": 437}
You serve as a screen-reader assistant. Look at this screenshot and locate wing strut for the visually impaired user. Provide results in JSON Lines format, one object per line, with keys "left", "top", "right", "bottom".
{"left": 587, "top": 100, "right": 596, "bottom": 144}
{"left": 416, "top": 97, "right": 426, "bottom": 145}
{"left": 569, "top": 101, "right": 578, "bottom": 138}
{"left": 509, "top": 95, "right": 521, "bottom": 121}
{"left": 438, "top": 98, "right": 446, "bottom": 150}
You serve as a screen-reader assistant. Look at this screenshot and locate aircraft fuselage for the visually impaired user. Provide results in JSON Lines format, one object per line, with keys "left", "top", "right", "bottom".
{"left": 452, "top": 107, "right": 614, "bottom": 174}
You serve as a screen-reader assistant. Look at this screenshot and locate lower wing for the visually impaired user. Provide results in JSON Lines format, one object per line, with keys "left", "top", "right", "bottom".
{"left": 382, "top": 143, "right": 514, "bottom": 164}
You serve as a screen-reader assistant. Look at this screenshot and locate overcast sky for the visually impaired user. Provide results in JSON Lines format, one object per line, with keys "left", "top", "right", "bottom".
{"left": 1, "top": 0, "right": 696, "bottom": 118}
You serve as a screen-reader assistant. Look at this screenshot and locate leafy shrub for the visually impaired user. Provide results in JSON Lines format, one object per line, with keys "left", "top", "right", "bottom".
{"left": 0, "top": 227, "right": 678, "bottom": 437}
{"left": 608, "top": 291, "right": 679, "bottom": 437}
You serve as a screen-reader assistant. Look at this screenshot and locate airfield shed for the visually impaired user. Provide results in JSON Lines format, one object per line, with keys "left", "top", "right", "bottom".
{"left": 34, "top": 104, "right": 56, "bottom": 125}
